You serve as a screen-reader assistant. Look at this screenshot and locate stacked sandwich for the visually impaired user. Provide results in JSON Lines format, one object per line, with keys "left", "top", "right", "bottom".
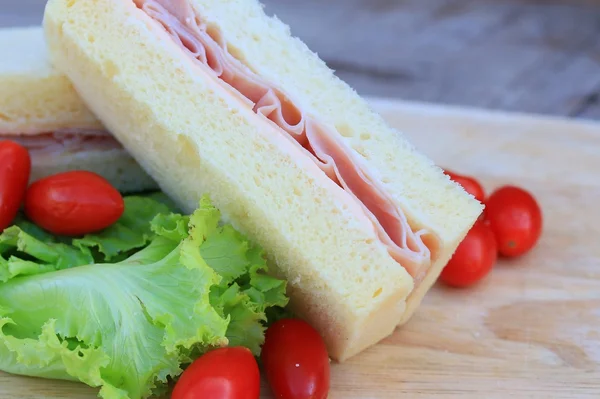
{"left": 0, "top": 0, "right": 483, "bottom": 397}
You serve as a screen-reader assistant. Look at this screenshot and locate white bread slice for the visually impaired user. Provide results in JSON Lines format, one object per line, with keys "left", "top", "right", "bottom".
{"left": 43, "top": 0, "right": 483, "bottom": 361}
{"left": 0, "top": 26, "right": 99, "bottom": 134}
{"left": 0, "top": 26, "right": 157, "bottom": 193}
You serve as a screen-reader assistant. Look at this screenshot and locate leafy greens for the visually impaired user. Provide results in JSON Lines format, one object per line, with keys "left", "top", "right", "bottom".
{"left": 0, "top": 195, "right": 288, "bottom": 399}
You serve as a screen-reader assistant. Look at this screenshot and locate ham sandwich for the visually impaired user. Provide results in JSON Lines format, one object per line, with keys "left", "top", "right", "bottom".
{"left": 0, "top": 26, "right": 156, "bottom": 192}
{"left": 136, "top": 0, "right": 440, "bottom": 284}
{"left": 43, "top": 0, "right": 484, "bottom": 361}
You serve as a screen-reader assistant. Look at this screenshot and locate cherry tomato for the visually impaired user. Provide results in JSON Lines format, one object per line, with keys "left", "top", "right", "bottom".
{"left": 24, "top": 171, "right": 124, "bottom": 236}
{"left": 444, "top": 169, "right": 486, "bottom": 203}
{"left": 485, "top": 185, "right": 542, "bottom": 258}
{"left": 0, "top": 140, "right": 31, "bottom": 231}
{"left": 440, "top": 220, "right": 497, "bottom": 288}
{"left": 261, "top": 318, "right": 330, "bottom": 399}
{"left": 172, "top": 346, "right": 260, "bottom": 399}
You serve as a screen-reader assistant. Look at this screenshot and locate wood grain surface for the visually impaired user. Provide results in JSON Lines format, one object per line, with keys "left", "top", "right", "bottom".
{"left": 0, "top": 98, "right": 598, "bottom": 398}
{"left": 2, "top": 0, "right": 600, "bottom": 119}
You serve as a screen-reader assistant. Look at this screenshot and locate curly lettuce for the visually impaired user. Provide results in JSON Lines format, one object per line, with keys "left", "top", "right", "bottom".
{"left": 0, "top": 196, "right": 173, "bottom": 282}
{"left": 0, "top": 195, "right": 288, "bottom": 399}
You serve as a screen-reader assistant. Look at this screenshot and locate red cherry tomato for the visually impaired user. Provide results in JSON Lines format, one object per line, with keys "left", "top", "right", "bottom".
{"left": 0, "top": 140, "right": 31, "bottom": 231}
{"left": 261, "top": 318, "right": 330, "bottom": 399}
{"left": 484, "top": 185, "right": 542, "bottom": 258}
{"left": 172, "top": 346, "right": 260, "bottom": 399}
{"left": 24, "top": 171, "right": 124, "bottom": 236}
{"left": 444, "top": 169, "right": 486, "bottom": 203}
{"left": 440, "top": 220, "right": 497, "bottom": 288}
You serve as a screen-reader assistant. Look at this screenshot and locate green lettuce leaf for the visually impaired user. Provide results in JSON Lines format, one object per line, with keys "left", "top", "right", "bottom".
{"left": 142, "top": 191, "right": 182, "bottom": 213}
{"left": 3, "top": 213, "right": 59, "bottom": 243}
{"left": 0, "top": 196, "right": 288, "bottom": 399}
{"left": 0, "top": 226, "right": 94, "bottom": 282}
{"left": 0, "top": 196, "right": 174, "bottom": 282}
{"left": 203, "top": 226, "right": 289, "bottom": 354}
{"left": 73, "top": 196, "right": 172, "bottom": 261}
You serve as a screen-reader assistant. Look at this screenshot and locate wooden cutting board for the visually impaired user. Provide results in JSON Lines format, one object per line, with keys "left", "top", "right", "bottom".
{"left": 1, "top": 98, "right": 598, "bottom": 399}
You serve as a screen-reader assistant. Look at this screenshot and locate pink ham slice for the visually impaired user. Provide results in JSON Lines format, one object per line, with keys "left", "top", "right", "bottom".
{"left": 134, "top": 0, "right": 440, "bottom": 281}
{"left": 0, "top": 129, "right": 123, "bottom": 159}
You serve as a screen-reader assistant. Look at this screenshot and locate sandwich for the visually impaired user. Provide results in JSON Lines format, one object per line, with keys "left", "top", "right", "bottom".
{"left": 0, "top": 26, "right": 157, "bottom": 193}
{"left": 43, "top": 0, "right": 483, "bottom": 361}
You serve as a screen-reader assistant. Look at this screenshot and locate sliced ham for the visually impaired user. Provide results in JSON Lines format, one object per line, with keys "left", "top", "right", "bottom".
{"left": 0, "top": 129, "right": 122, "bottom": 159}
{"left": 134, "top": 0, "right": 440, "bottom": 281}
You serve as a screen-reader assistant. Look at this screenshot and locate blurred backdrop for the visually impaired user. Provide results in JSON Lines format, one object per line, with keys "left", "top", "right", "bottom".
{"left": 3, "top": 0, "right": 599, "bottom": 119}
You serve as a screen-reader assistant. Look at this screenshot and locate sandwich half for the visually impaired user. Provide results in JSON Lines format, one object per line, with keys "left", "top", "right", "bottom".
{"left": 43, "top": 0, "right": 483, "bottom": 361}
{"left": 0, "top": 26, "right": 157, "bottom": 193}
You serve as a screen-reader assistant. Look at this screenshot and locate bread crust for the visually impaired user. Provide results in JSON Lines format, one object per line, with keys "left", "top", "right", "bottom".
{"left": 0, "top": 26, "right": 101, "bottom": 135}
{"left": 0, "top": 26, "right": 158, "bottom": 193}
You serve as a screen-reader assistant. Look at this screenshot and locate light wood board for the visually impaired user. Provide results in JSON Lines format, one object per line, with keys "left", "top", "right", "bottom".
{"left": 1, "top": 98, "right": 598, "bottom": 398}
